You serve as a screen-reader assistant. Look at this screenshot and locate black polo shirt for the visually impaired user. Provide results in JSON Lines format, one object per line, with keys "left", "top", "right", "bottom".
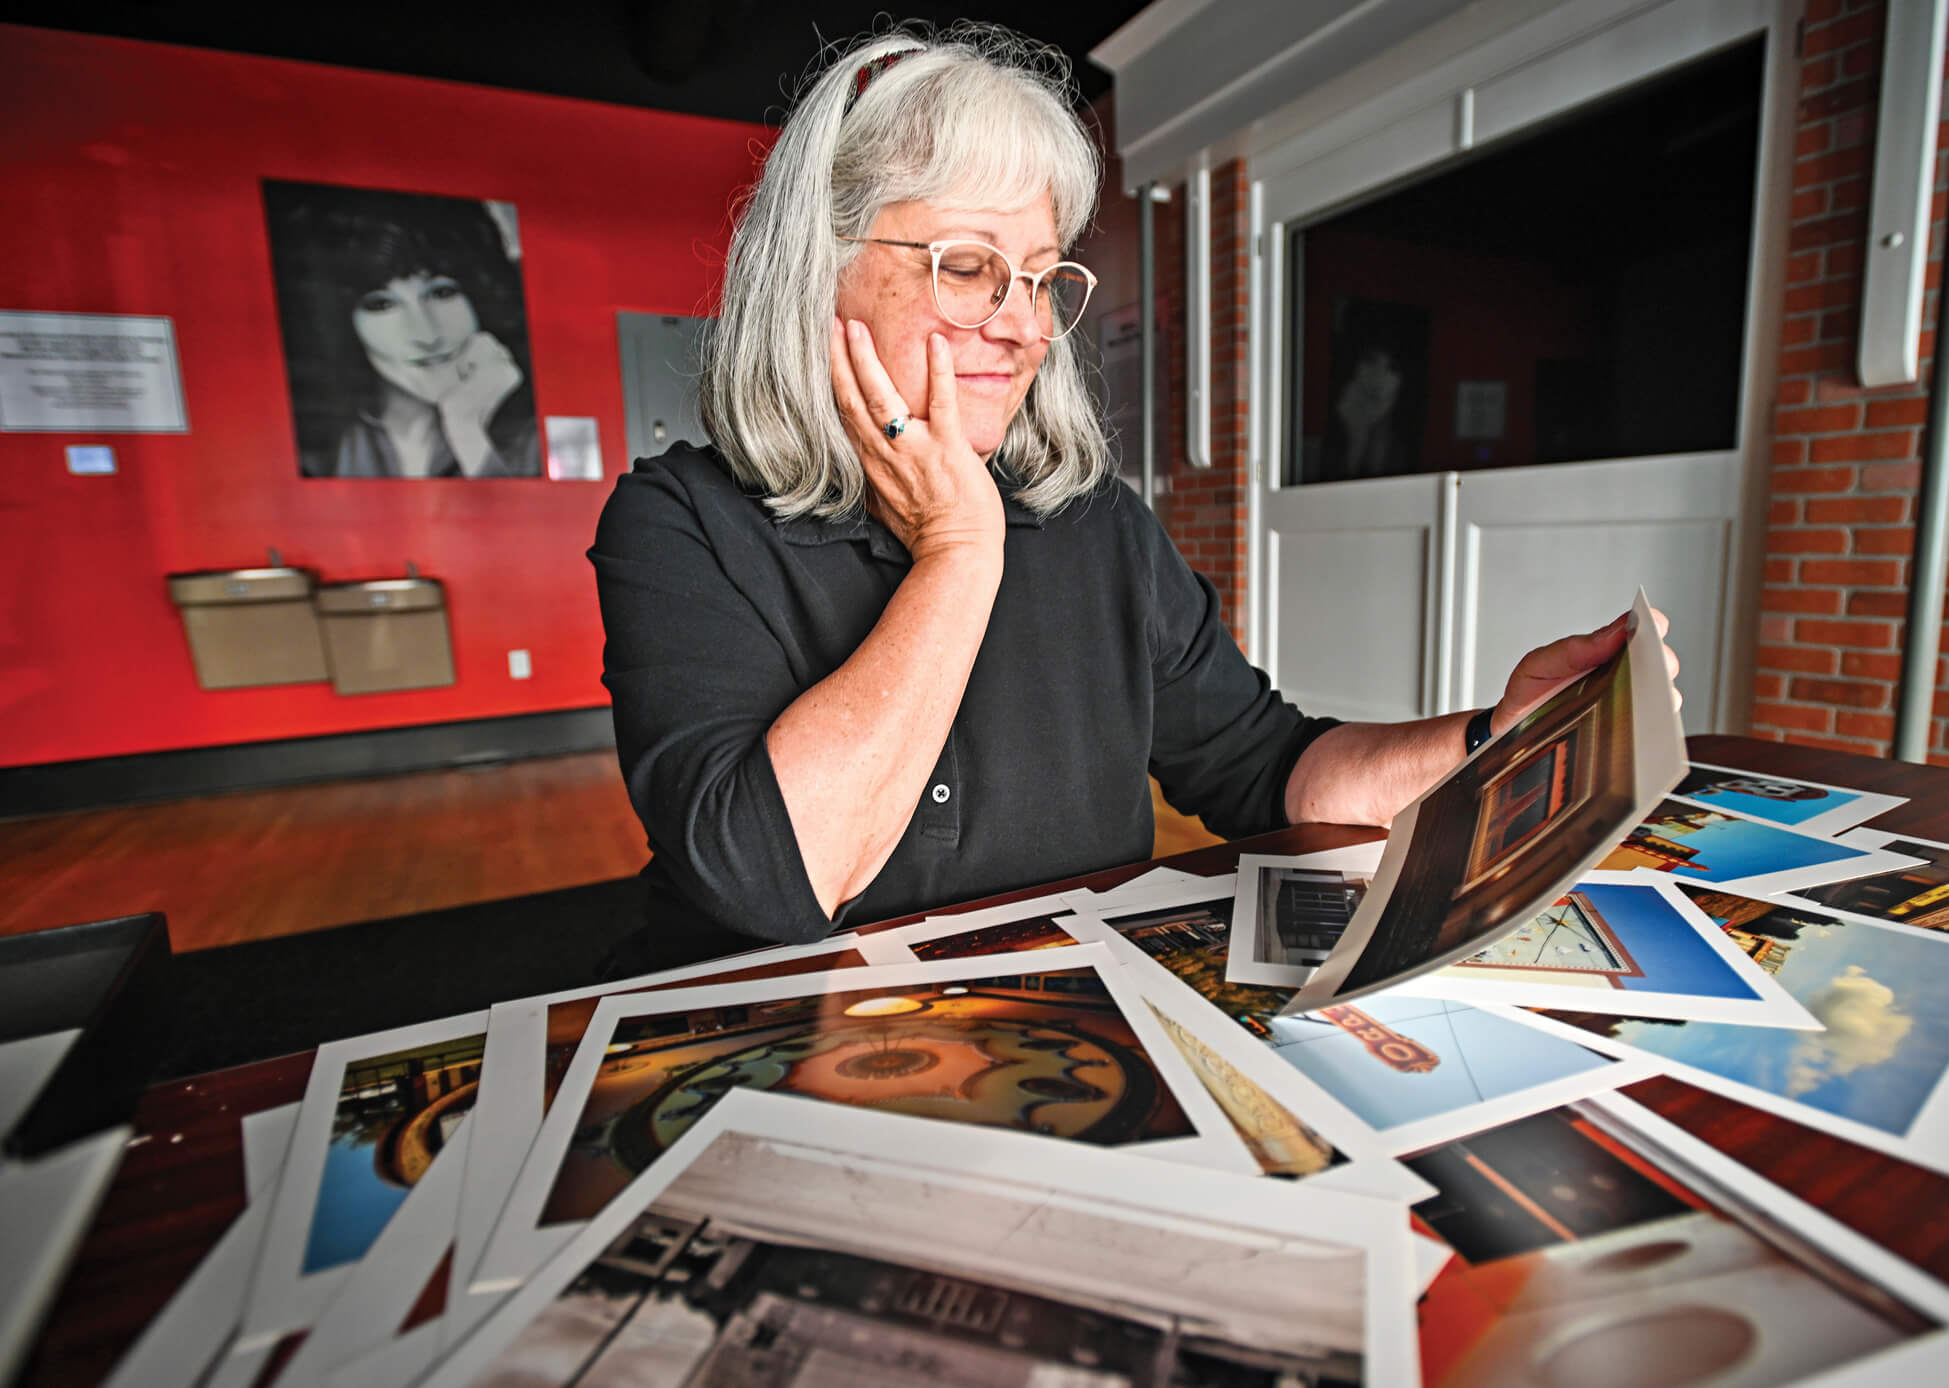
{"left": 590, "top": 444, "right": 1336, "bottom": 957}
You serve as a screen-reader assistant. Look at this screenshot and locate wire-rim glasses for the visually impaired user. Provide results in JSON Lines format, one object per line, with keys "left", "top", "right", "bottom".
{"left": 840, "top": 236, "right": 1097, "bottom": 341}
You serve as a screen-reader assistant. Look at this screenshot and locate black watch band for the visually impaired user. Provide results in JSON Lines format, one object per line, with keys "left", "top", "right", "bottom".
{"left": 1464, "top": 707, "right": 1495, "bottom": 756}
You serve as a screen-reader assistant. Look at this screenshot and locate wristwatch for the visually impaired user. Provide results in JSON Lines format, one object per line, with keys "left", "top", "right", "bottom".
{"left": 1464, "top": 707, "right": 1495, "bottom": 756}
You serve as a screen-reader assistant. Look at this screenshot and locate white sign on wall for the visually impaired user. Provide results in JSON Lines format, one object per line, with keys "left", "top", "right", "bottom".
{"left": 0, "top": 310, "right": 189, "bottom": 432}
{"left": 544, "top": 416, "right": 604, "bottom": 480}
{"left": 1454, "top": 380, "right": 1507, "bottom": 441}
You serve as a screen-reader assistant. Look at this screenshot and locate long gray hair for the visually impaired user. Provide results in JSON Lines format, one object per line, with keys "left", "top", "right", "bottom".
{"left": 698, "top": 23, "right": 1109, "bottom": 518}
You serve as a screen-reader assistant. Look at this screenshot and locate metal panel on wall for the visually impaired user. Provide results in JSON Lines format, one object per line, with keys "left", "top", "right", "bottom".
{"left": 616, "top": 312, "right": 709, "bottom": 465}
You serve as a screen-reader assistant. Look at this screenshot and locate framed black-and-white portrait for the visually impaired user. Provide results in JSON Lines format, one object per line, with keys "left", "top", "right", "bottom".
{"left": 262, "top": 180, "right": 541, "bottom": 479}
{"left": 1317, "top": 296, "right": 1429, "bottom": 484}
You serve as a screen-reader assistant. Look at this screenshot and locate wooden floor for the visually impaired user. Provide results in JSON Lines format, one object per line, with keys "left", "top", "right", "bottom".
{"left": 1, "top": 753, "right": 1221, "bottom": 951}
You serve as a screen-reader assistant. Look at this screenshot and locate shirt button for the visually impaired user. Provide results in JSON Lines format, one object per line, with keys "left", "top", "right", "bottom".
{"left": 931, "top": 784, "right": 951, "bottom": 804}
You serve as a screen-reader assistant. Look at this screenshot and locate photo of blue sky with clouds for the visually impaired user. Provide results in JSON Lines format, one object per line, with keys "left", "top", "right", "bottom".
{"left": 1582, "top": 916, "right": 1949, "bottom": 1136}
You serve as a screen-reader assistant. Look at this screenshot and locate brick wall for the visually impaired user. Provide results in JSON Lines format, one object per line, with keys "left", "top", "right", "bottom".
{"left": 1757, "top": 0, "right": 1947, "bottom": 757}
{"left": 1144, "top": 4, "right": 1947, "bottom": 748}
{"left": 1156, "top": 160, "right": 1252, "bottom": 647}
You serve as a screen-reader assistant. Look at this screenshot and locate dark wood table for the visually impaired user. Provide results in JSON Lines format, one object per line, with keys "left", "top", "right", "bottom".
{"left": 21, "top": 735, "right": 1949, "bottom": 1385}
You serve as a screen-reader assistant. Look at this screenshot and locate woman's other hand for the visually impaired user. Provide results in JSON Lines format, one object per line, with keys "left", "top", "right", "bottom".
{"left": 830, "top": 318, "right": 1003, "bottom": 565}
{"left": 1491, "top": 607, "right": 1683, "bottom": 735}
{"left": 438, "top": 331, "right": 524, "bottom": 476}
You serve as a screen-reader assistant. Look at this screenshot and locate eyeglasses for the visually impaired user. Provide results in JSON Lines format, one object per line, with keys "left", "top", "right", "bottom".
{"left": 840, "top": 237, "right": 1097, "bottom": 341}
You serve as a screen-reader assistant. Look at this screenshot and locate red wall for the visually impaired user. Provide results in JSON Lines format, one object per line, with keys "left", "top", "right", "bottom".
{"left": 0, "top": 25, "right": 769, "bottom": 768}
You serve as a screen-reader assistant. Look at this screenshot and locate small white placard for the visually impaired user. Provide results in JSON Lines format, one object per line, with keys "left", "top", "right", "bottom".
{"left": 1454, "top": 379, "right": 1506, "bottom": 441}
{"left": 0, "top": 311, "right": 188, "bottom": 432}
{"left": 544, "top": 416, "right": 603, "bottom": 480}
{"left": 64, "top": 445, "right": 116, "bottom": 475}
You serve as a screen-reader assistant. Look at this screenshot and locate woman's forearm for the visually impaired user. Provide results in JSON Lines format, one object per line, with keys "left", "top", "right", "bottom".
{"left": 1282, "top": 712, "right": 1474, "bottom": 828}
{"left": 767, "top": 545, "right": 1003, "bottom": 917}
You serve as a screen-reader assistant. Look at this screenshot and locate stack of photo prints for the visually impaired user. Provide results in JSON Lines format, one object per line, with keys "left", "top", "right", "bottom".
{"left": 106, "top": 592, "right": 1949, "bottom": 1387}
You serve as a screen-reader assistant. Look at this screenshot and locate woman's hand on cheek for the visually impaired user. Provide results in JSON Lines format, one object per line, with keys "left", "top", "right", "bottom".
{"left": 434, "top": 332, "right": 524, "bottom": 476}
{"left": 436, "top": 333, "right": 523, "bottom": 429}
{"left": 830, "top": 318, "right": 1003, "bottom": 565}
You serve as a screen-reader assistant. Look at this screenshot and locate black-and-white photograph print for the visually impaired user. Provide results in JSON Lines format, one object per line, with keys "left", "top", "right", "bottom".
{"left": 262, "top": 179, "right": 541, "bottom": 479}
{"left": 1224, "top": 851, "right": 1379, "bottom": 990}
{"left": 1317, "top": 296, "right": 1429, "bottom": 483}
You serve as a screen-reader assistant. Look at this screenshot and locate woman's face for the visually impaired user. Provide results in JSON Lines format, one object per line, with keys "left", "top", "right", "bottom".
{"left": 351, "top": 273, "right": 479, "bottom": 403}
{"left": 834, "top": 193, "right": 1057, "bottom": 458}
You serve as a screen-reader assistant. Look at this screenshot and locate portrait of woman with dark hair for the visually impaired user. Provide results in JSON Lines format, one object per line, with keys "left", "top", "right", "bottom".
{"left": 263, "top": 179, "right": 542, "bottom": 478}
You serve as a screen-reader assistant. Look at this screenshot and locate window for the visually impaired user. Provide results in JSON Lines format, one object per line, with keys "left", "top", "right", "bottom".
{"left": 1285, "top": 38, "right": 1764, "bottom": 485}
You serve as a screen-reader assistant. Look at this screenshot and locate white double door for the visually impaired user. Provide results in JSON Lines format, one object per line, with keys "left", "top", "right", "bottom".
{"left": 1240, "top": 0, "right": 1793, "bottom": 737}
{"left": 1256, "top": 454, "right": 1738, "bottom": 733}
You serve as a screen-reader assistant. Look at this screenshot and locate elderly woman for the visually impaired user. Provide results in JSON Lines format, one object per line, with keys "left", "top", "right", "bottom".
{"left": 592, "top": 26, "right": 1673, "bottom": 968}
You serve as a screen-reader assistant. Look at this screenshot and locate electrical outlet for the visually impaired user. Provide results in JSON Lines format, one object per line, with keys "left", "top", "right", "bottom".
{"left": 508, "top": 649, "right": 532, "bottom": 680}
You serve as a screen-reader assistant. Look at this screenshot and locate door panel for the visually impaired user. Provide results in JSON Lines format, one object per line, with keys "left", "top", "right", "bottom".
{"left": 1262, "top": 473, "right": 1448, "bottom": 723}
{"left": 1452, "top": 454, "right": 1737, "bottom": 734}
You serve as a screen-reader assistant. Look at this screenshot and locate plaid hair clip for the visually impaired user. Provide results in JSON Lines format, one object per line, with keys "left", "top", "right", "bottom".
{"left": 843, "top": 46, "right": 921, "bottom": 116}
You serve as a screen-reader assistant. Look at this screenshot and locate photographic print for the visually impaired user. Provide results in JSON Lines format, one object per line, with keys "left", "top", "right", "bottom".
{"left": 1258, "top": 996, "right": 1641, "bottom": 1153}
{"left": 262, "top": 180, "right": 541, "bottom": 479}
{"left": 1317, "top": 295, "right": 1430, "bottom": 482}
{"left": 907, "top": 916, "right": 1078, "bottom": 959}
{"left": 454, "top": 936, "right": 870, "bottom": 1334}
{"left": 1387, "top": 870, "right": 1820, "bottom": 1026}
{"left": 1140, "top": 1000, "right": 1343, "bottom": 1179}
{"left": 1673, "top": 761, "right": 1904, "bottom": 837}
{"left": 1522, "top": 882, "right": 1949, "bottom": 1173}
{"left": 860, "top": 892, "right": 1356, "bottom": 1183}
{"left": 853, "top": 869, "right": 1204, "bottom": 966}
{"left": 856, "top": 903, "right": 1085, "bottom": 964}
{"left": 238, "top": 1011, "right": 486, "bottom": 1350}
{"left": 1061, "top": 878, "right": 1646, "bottom": 1166}
{"left": 1599, "top": 800, "right": 1926, "bottom": 895}
{"left": 261, "top": 1112, "right": 473, "bottom": 1388}
{"left": 427, "top": 1091, "right": 1417, "bottom": 1388}
{"left": 1409, "top": 1096, "right": 1949, "bottom": 1388}
{"left": 99, "top": 1105, "right": 296, "bottom": 1388}
{"left": 1281, "top": 589, "right": 1686, "bottom": 1014}
{"left": 1777, "top": 829, "right": 1949, "bottom": 932}
{"left": 1225, "top": 846, "right": 1382, "bottom": 989}
{"left": 543, "top": 415, "right": 603, "bottom": 481}
{"left": 1064, "top": 883, "right": 1290, "bottom": 1035}
{"left": 470, "top": 947, "right": 1254, "bottom": 1299}
{"left": 540, "top": 968, "right": 1204, "bottom": 1223}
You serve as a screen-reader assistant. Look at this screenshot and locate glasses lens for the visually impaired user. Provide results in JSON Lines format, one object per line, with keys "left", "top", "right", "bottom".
{"left": 1038, "top": 264, "right": 1094, "bottom": 341}
{"left": 933, "top": 243, "right": 1013, "bottom": 328}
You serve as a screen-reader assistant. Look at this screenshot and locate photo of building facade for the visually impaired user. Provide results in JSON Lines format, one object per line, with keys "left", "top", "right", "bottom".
{"left": 1339, "top": 659, "right": 1638, "bottom": 994}
{"left": 484, "top": 1128, "right": 1369, "bottom": 1388}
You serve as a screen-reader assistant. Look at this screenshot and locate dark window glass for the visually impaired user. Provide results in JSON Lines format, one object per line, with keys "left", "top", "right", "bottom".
{"left": 1286, "top": 38, "right": 1764, "bottom": 485}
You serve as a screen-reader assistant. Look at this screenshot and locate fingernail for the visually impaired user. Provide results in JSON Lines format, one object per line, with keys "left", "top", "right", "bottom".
{"left": 846, "top": 319, "right": 861, "bottom": 338}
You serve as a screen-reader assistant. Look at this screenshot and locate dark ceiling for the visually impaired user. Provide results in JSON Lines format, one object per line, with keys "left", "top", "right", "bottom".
{"left": 0, "top": 2, "right": 1150, "bottom": 124}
